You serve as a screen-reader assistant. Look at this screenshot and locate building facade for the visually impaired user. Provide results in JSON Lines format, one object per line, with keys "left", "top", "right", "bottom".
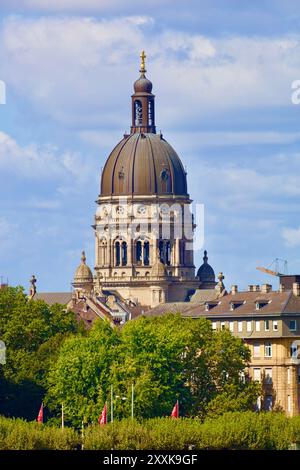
{"left": 147, "top": 278, "right": 300, "bottom": 416}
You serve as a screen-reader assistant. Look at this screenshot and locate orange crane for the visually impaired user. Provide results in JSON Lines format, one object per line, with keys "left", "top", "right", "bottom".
{"left": 256, "top": 266, "right": 281, "bottom": 277}
{"left": 256, "top": 258, "right": 288, "bottom": 277}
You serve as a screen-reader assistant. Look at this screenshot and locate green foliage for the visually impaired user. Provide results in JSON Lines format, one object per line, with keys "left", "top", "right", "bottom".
{"left": 83, "top": 412, "right": 296, "bottom": 450}
{"left": 0, "top": 287, "right": 260, "bottom": 424}
{"left": 46, "top": 314, "right": 258, "bottom": 425}
{"left": 0, "top": 412, "right": 299, "bottom": 450}
{"left": 206, "top": 381, "right": 261, "bottom": 417}
{"left": 46, "top": 320, "right": 120, "bottom": 427}
{"left": 0, "top": 416, "right": 78, "bottom": 450}
{"left": 0, "top": 286, "right": 80, "bottom": 419}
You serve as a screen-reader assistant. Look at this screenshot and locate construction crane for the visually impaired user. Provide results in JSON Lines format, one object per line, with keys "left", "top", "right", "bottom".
{"left": 256, "top": 258, "right": 288, "bottom": 277}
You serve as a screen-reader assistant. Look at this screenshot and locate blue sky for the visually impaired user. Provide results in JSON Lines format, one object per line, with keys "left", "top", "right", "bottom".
{"left": 1, "top": 0, "right": 300, "bottom": 293}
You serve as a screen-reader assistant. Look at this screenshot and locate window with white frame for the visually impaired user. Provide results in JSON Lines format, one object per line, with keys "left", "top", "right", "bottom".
{"left": 247, "top": 321, "right": 252, "bottom": 332}
{"left": 253, "top": 368, "right": 261, "bottom": 382}
{"left": 253, "top": 343, "right": 260, "bottom": 358}
{"left": 265, "top": 342, "right": 272, "bottom": 358}
{"left": 238, "top": 321, "right": 243, "bottom": 333}
{"left": 287, "top": 368, "right": 291, "bottom": 385}
{"left": 290, "top": 344, "right": 298, "bottom": 358}
{"left": 212, "top": 321, "right": 217, "bottom": 330}
{"left": 273, "top": 320, "right": 278, "bottom": 331}
{"left": 255, "top": 320, "right": 260, "bottom": 332}
{"left": 264, "top": 320, "right": 270, "bottom": 331}
{"left": 265, "top": 368, "right": 272, "bottom": 384}
{"left": 221, "top": 322, "right": 226, "bottom": 330}
{"left": 229, "top": 321, "right": 234, "bottom": 332}
{"left": 289, "top": 320, "right": 297, "bottom": 331}
{"left": 288, "top": 395, "right": 291, "bottom": 413}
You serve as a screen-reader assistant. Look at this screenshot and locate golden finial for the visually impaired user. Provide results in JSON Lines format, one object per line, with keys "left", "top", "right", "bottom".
{"left": 81, "top": 251, "right": 86, "bottom": 264}
{"left": 140, "top": 50, "right": 146, "bottom": 74}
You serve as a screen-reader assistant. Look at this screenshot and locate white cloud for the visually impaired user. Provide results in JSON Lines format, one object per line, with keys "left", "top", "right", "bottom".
{"left": 282, "top": 226, "right": 300, "bottom": 247}
{"left": 1, "top": 16, "right": 300, "bottom": 128}
{"left": 0, "top": 131, "right": 97, "bottom": 191}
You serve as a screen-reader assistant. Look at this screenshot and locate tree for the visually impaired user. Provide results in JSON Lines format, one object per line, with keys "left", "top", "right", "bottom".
{"left": 46, "top": 320, "right": 120, "bottom": 427}
{"left": 0, "top": 286, "right": 80, "bottom": 419}
{"left": 45, "top": 314, "right": 259, "bottom": 424}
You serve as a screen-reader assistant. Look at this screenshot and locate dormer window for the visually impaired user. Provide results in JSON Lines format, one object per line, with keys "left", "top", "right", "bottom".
{"left": 255, "top": 300, "right": 270, "bottom": 310}
{"left": 230, "top": 301, "right": 245, "bottom": 311}
{"left": 205, "top": 302, "right": 219, "bottom": 311}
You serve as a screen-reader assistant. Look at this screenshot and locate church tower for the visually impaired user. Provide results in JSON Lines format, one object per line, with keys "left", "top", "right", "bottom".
{"left": 94, "top": 52, "right": 199, "bottom": 307}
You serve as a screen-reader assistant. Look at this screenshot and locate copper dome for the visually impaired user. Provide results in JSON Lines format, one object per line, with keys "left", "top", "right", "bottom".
{"left": 100, "top": 133, "right": 188, "bottom": 197}
{"left": 134, "top": 74, "right": 153, "bottom": 94}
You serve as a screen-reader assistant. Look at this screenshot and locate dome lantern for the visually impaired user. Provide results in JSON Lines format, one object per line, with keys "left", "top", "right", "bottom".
{"left": 131, "top": 50, "right": 156, "bottom": 134}
{"left": 73, "top": 250, "right": 94, "bottom": 296}
{"left": 197, "top": 250, "right": 216, "bottom": 290}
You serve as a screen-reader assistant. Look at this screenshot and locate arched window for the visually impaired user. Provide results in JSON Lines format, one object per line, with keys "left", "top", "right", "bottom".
{"left": 121, "top": 241, "right": 127, "bottom": 266}
{"left": 115, "top": 241, "right": 120, "bottom": 266}
{"left": 134, "top": 100, "right": 142, "bottom": 126}
{"left": 159, "top": 240, "right": 164, "bottom": 262}
{"left": 180, "top": 241, "right": 185, "bottom": 265}
{"left": 144, "top": 241, "right": 150, "bottom": 266}
{"left": 136, "top": 240, "right": 142, "bottom": 264}
{"left": 166, "top": 241, "right": 171, "bottom": 266}
{"left": 148, "top": 99, "right": 154, "bottom": 126}
{"left": 99, "top": 238, "right": 107, "bottom": 266}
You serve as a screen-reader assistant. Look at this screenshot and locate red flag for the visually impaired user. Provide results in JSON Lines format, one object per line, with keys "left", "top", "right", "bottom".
{"left": 37, "top": 403, "right": 43, "bottom": 424}
{"left": 171, "top": 400, "right": 179, "bottom": 418}
{"left": 98, "top": 403, "right": 107, "bottom": 425}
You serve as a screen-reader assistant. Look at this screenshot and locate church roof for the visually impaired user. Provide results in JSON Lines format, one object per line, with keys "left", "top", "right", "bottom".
{"left": 73, "top": 251, "right": 93, "bottom": 283}
{"left": 34, "top": 292, "right": 72, "bottom": 305}
{"left": 151, "top": 257, "right": 167, "bottom": 278}
{"left": 100, "top": 133, "right": 188, "bottom": 198}
{"left": 197, "top": 250, "right": 215, "bottom": 283}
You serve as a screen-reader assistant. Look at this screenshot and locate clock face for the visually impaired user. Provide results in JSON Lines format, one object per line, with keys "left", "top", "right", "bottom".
{"left": 101, "top": 206, "right": 109, "bottom": 217}
{"left": 138, "top": 205, "right": 147, "bottom": 215}
{"left": 116, "top": 205, "right": 125, "bottom": 215}
{"left": 159, "top": 204, "right": 169, "bottom": 215}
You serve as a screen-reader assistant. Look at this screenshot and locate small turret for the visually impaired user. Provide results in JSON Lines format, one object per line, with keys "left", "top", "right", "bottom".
{"left": 72, "top": 251, "right": 94, "bottom": 297}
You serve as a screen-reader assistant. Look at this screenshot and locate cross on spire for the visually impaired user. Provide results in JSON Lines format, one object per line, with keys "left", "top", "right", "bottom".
{"left": 140, "top": 50, "right": 146, "bottom": 74}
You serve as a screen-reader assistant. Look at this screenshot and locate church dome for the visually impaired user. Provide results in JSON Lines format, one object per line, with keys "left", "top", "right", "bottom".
{"left": 151, "top": 258, "right": 167, "bottom": 278}
{"left": 74, "top": 251, "right": 93, "bottom": 283}
{"left": 134, "top": 74, "right": 153, "bottom": 94}
{"left": 197, "top": 250, "right": 216, "bottom": 287}
{"left": 100, "top": 133, "right": 188, "bottom": 197}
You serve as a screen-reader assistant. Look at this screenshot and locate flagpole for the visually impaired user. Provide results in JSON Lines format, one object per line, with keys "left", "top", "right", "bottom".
{"left": 61, "top": 403, "right": 64, "bottom": 430}
{"left": 111, "top": 385, "right": 114, "bottom": 423}
{"left": 131, "top": 383, "right": 134, "bottom": 420}
{"left": 81, "top": 420, "right": 84, "bottom": 450}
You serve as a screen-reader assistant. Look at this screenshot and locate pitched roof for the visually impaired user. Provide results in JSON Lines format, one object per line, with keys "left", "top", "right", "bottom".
{"left": 34, "top": 292, "right": 72, "bottom": 305}
{"left": 143, "top": 290, "right": 300, "bottom": 319}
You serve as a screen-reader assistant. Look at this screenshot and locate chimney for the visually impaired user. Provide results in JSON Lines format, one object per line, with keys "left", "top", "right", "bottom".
{"left": 279, "top": 284, "right": 285, "bottom": 293}
{"left": 231, "top": 285, "right": 238, "bottom": 295}
{"left": 261, "top": 284, "right": 272, "bottom": 294}
{"left": 248, "top": 285, "right": 254, "bottom": 292}
{"left": 293, "top": 282, "right": 300, "bottom": 297}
